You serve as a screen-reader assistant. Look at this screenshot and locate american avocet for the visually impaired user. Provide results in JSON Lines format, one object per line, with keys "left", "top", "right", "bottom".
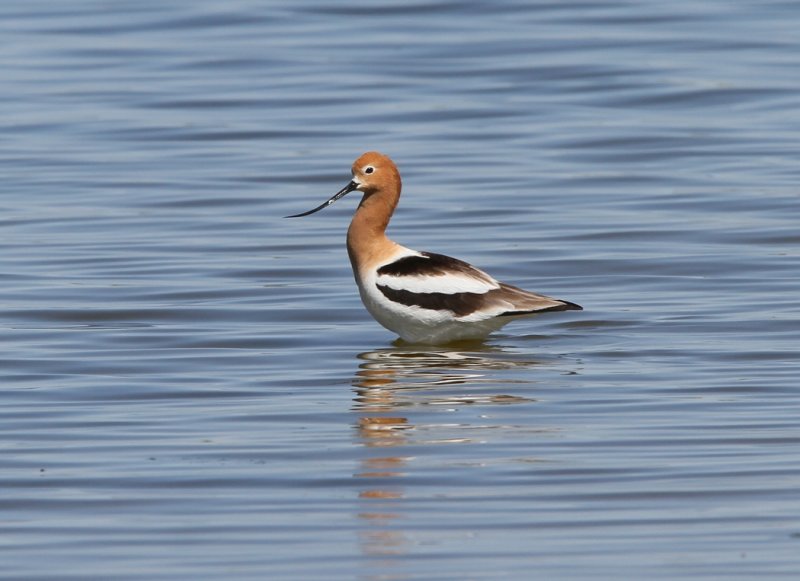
{"left": 287, "top": 152, "right": 582, "bottom": 344}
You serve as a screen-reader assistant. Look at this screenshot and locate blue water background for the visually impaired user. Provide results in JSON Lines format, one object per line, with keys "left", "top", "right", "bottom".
{"left": 1, "top": 1, "right": 799, "bottom": 579}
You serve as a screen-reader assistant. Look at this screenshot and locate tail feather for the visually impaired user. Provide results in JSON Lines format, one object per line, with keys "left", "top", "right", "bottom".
{"left": 496, "top": 283, "right": 582, "bottom": 317}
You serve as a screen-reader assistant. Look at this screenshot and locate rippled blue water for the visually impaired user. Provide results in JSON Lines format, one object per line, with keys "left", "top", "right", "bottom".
{"left": 2, "top": 1, "right": 799, "bottom": 579}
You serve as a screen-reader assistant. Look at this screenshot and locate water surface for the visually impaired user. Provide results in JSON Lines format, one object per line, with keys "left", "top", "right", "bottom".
{"left": 2, "top": 1, "right": 799, "bottom": 579}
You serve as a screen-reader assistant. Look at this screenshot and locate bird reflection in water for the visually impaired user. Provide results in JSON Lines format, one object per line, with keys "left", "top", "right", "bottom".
{"left": 351, "top": 343, "right": 544, "bottom": 572}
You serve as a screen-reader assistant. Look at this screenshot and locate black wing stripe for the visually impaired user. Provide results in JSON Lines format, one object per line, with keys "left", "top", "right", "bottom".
{"left": 379, "top": 285, "right": 583, "bottom": 318}
{"left": 377, "top": 252, "right": 495, "bottom": 284}
{"left": 377, "top": 285, "right": 488, "bottom": 317}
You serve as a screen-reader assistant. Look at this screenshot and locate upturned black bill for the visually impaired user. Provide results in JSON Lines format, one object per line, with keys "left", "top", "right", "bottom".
{"left": 285, "top": 181, "right": 359, "bottom": 218}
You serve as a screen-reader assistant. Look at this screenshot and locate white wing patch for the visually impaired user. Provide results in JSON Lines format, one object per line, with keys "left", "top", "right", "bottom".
{"left": 375, "top": 250, "right": 500, "bottom": 295}
{"left": 376, "top": 270, "right": 499, "bottom": 294}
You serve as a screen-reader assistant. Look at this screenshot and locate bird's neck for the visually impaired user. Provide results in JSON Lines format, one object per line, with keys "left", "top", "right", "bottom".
{"left": 346, "top": 187, "right": 400, "bottom": 274}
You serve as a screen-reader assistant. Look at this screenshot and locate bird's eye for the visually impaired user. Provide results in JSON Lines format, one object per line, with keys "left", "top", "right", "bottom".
{"left": 364, "top": 166, "right": 375, "bottom": 174}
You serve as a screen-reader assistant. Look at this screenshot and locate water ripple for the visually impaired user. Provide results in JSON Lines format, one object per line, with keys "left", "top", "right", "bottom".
{"left": 1, "top": 0, "right": 799, "bottom": 579}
